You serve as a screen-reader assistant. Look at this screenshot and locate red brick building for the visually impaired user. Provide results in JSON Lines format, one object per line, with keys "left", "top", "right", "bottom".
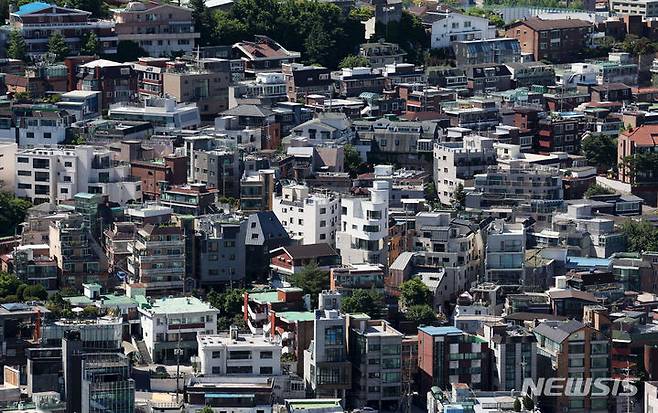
{"left": 131, "top": 154, "right": 187, "bottom": 200}
{"left": 505, "top": 18, "right": 592, "bottom": 63}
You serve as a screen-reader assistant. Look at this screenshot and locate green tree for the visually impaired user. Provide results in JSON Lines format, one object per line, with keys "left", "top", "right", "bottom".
{"left": 405, "top": 304, "right": 437, "bottom": 326}
{"left": 584, "top": 183, "right": 614, "bottom": 198}
{"left": 7, "top": 29, "right": 27, "bottom": 61}
{"left": 344, "top": 144, "right": 362, "bottom": 177}
{"left": 376, "top": 12, "right": 429, "bottom": 64}
{"left": 199, "top": 406, "right": 214, "bottom": 413}
{"left": 581, "top": 133, "right": 617, "bottom": 171}
{"left": 0, "top": 192, "right": 31, "bottom": 237}
{"left": 349, "top": 6, "right": 374, "bottom": 21}
{"left": 463, "top": 7, "right": 504, "bottom": 28}
{"left": 620, "top": 219, "right": 658, "bottom": 253}
{"left": 452, "top": 183, "right": 466, "bottom": 207}
{"left": 288, "top": 263, "right": 330, "bottom": 309}
{"left": 341, "top": 289, "right": 385, "bottom": 318}
{"left": 522, "top": 396, "right": 534, "bottom": 410}
{"left": 115, "top": 40, "right": 148, "bottom": 63}
{"left": 620, "top": 152, "right": 658, "bottom": 185}
{"left": 206, "top": 288, "right": 246, "bottom": 330}
{"left": 513, "top": 398, "right": 522, "bottom": 412}
{"left": 213, "top": 11, "right": 248, "bottom": 45}
{"left": 339, "top": 54, "right": 369, "bottom": 68}
{"left": 424, "top": 182, "right": 438, "bottom": 206}
{"left": 189, "top": 0, "right": 213, "bottom": 46}
{"left": 81, "top": 32, "right": 99, "bottom": 56}
{"left": 47, "top": 32, "right": 70, "bottom": 61}
{"left": 400, "top": 278, "right": 432, "bottom": 308}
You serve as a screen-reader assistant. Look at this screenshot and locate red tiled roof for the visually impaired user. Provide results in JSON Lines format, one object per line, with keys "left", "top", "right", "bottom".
{"left": 511, "top": 17, "right": 591, "bottom": 31}
{"left": 621, "top": 124, "right": 658, "bottom": 146}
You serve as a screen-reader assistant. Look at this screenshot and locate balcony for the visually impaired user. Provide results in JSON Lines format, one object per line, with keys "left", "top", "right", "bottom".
{"left": 168, "top": 322, "right": 206, "bottom": 330}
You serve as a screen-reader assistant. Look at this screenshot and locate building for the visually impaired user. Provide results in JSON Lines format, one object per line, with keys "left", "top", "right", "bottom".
{"left": 433, "top": 135, "right": 496, "bottom": 205}
{"left": 303, "top": 309, "right": 351, "bottom": 400}
{"left": 347, "top": 316, "right": 404, "bottom": 410}
{"left": 185, "top": 377, "right": 275, "bottom": 413}
{"left": 282, "top": 63, "right": 333, "bottom": 102}
{"left": 466, "top": 64, "right": 513, "bottom": 95}
{"left": 453, "top": 38, "right": 521, "bottom": 66}
{"left": 330, "top": 263, "right": 385, "bottom": 297}
{"left": 505, "top": 62, "right": 556, "bottom": 88}
{"left": 57, "top": 90, "right": 101, "bottom": 122}
{"left": 442, "top": 100, "right": 500, "bottom": 131}
{"left": 108, "top": 97, "right": 200, "bottom": 131}
{"left": 113, "top": 2, "right": 199, "bottom": 57}
{"left": 336, "top": 181, "right": 389, "bottom": 266}
{"left": 77, "top": 60, "right": 135, "bottom": 111}
{"left": 195, "top": 214, "right": 246, "bottom": 289}
{"left": 159, "top": 183, "right": 217, "bottom": 216}
{"left": 485, "top": 220, "right": 525, "bottom": 286}
{"left": 233, "top": 36, "right": 301, "bottom": 76}
{"left": 533, "top": 320, "right": 610, "bottom": 412}
{"left": 244, "top": 211, "right": 291, "bottom": 281}
{"left": 15, "top": 145, "right": 141, "bottom": 205}
{"left": 273, "top": 184, "right": 340, "bottom": 246}
{"left": 80, "top": 353, "right": 135, "bottom": 413}
{"left": 428, "top": 12, "right": 496, "bottom": 50}
{"left": 138, "top": 296, "right": 219, "bottom": 364}
{"left": 506, "top": 18, "right": 593, "bottom": 63}
{"left": 610, "top": 0, "right": 658, "bottom": 17}
{"left": 230, "top": 72, "right": 288, "bottom": 106}
{"left": 12, "top": 244, "right": 59, "bottom": 291}
{"left": 240, "top": 169, "right": 276, "bottom": 213}
{"left": 130, "top": 154, "right": 188, "bottom": 200}
{"left": 359, "top": 40, "right": 406, "bottom": 68}
{"left": 481, "top": 322, "right": 536, "bottom": 392}
{"left": 13, "top": 104, "right": 74, "bottom": 146}
{"left": 132, "top": 57, "right": 168, "bottom": 98}
{"left": 537, "top": 112, "right": 586, "bottom": 154}
{"left": 126, "top": 220, "right": 186, "bottom": 296}
{"left": 197, "top": 328, "right": 281, "bottom": 376}
{"left": 269, "top": 244, "right": 340, "bottom": 283}
{"left": 417, "top": 326, "right": 490, "bottom": 395}
{"left": 162, "top": 59, "right": 231, "bottom": 118}
{"left": 618, "top": 124, "right": 658, "bottom": 205}
{"left": 3, "top": 2, "right": 117, "bottom": 58}
{"left": 332, "top": 67, "right": 387, "bottom": 98}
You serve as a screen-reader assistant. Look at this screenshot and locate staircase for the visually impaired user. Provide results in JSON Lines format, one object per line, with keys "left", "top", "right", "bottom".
{"left": 135, "top": 339, "right": 152, "bottom": 365}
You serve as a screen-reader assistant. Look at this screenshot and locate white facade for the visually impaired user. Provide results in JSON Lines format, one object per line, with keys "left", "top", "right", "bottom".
{"left": 611, "top": 0, "right": 658, "bottom": 17}
{"left": 430, "top": 12, "right": 496, "bottom": 49}
{"left": 0, "top": 142, "right": 16, "bottom": 192}
{"left": 17, "top": 110, "right": 72, "bottom": 147}
{"left": 273, "top": 184, "right": 340, "bottom": 246}
{"left": 433, "top": 135, "right": 496, "bottom": 205}
{"left": 336, "top": 181, "right": 389, "bottom": 266}
{"left": 485, "top": 220, "right": 525, "bottom": 285}
{"left": 15, "top": 146, "right": 141, "bottom": 205}
{"left": 197, "top": 329, "right": 282, "bottom": 376}
{"left": 108, "top": 98, "right": 200, "bottom": 131}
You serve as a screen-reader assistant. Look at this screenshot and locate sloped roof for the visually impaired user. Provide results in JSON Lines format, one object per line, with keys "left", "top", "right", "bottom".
{"left": 513, "top": 17, "right": 591, "bottom": 31}
{"left": 14, "top": 2, "right": 53, "bottom": 15}
{"left": 534, "top": 319, "right": 584, "bottom": 343}
{"left": 621, "top": 124, "right": 658, "bottom": 146}
{"left": 274, "top": 243, "right": 338, "bottom": 260}
{"left": 223, "top": 104, "right": 274, "bottom": 118}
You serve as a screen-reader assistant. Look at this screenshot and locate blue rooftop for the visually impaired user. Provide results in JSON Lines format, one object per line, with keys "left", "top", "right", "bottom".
{"left": 566, "top": 256, "right": 611, "bottom": 268}
{"left": 419, "top": 326, "right": 463, "bottom": 336}
{"left": 15, "top": 2, "right": 53, "bottom": 16}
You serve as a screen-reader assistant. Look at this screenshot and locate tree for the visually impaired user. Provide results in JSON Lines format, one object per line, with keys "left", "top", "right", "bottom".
{"left": 522, "top": 396, "right": 534, "bottom": 410}
{"left": 405, "top": 304, "right": 437, "bottom": 326}
{"left": 0, "top": 272, "right": 47, "bottom": 303}
{"left": 0, "top": 192, "right": 31, "bottom": 237}
{"left": 375, "top": 12, "right": 428, "bottom": 65}
{"left": 288, "top": 263, "right": 330, "bottom": 309}
{"left": 206, "top": 288, "right": 246, "bottom": 330}
{"left": 424, "top": 182, "right": 438, "bottom": 205}
{"left": 115, "top": 40, "right": 148, "bottom": 63}
{"left": 620, "top": 219, "right": 658, "bottom": 253}
{"left": 452, "top": 183, "right": 466, "bottom": 207}
{"left": 344, "top": 144, "right": 362, "bottom": 177}
{"left": 189, "top": 0, "right": 213, "bottom": 46}
{"left": 213, "top": 11, "right": 248, "bottom": 45}
{"left": 581, "top": 133, "right": 617, "bottom": 171}
{"left": 400, "top": 278, "right": 432, "bottom": 308}
{"left": 47, "top": 32, "right": 70, "bottom": 61}
{"left": 199, "top": 406, "right": 214, "bottom": 413}
{"left": 81, "top": 32, "right": 99, "bottom": 56}
{"left": 463, "top": 7, "right": 504, "bottom": 28}
{"left": 584, "top": 183, "right": 614, "bottom": 198}
{"left": 620, "top": 152, "right": 658, "bottom": 185}
{"left": 7, "top": 29, "right": 27, "bottom": 61}
{"left": 341, "top": 289, "right": 385, "bottom": 318}
{"left": 339, "top": 54, "right": 369, "bottom": 68}
{"left": 513, "top": 398, "right": 522, "bottom": 412}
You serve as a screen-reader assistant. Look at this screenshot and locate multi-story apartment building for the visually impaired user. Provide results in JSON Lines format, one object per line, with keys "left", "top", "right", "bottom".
{"left": 15, "top": 145, "right": 141, "bottom": 205}
{"left": 485, "top": 220, "right": 525, "bottom": 286}
{"left": 597, "top": 53, "right": 638, "bottom": 85}
{"left": 433, "top": 135, "right": 497, "bottom": 205}
{"left": 533, "top": 320, "right": 610, "bottom": 413}
{"left": 77, "top": 59, "right": 135, "bottom": 110}
{"left": 103, "top": 222, "right": 135, "bottom": 276}
{"left": 138, "top": 296, "right": 219, "bottom": 364}
{"left": 12, "top": 244, "right": 58, "bottom": 291}
{"left": 108, "top": 97, "right": 200, "bottom": 130}
{"left": 195, "top": 214, "right": 246, "bottom": 289}
{"left": 233, "top": 36, "right": 301, "bottom": 76}
{"left": 506, "top": 18, "right": 593, "bottom": 63}
{"left": 466, "top": 64, "right": 513, "bottom": 95}
{"left": 429, "top": 12, "right": 496, "bottom": 49}
{"left": 303, "top": 309, "right": 351, "bottom": 400}
{"left": 617, "top": 124, "right": 658, "bottom": 185}
{"left": 348, "top": 316, "right": 404, "bottom": 411}
{"left": 418, "top": 326, "right": 490, "bottom": 396}
{"left": 3, "top": 2, "right": 117, "bottom": 58}
{"left": 610, "top": 0, "right": 658, "bottom": 17}
{"left": 453, "top": 38, "right": 521, "bottom": 66}
{"left": 282, "top": 63, "right": 333, "bottom": 102}
{"left": 273, "top": 184, "right": 340, "bottom": 246}
{"left": 240, "top": 169, "right": 276, "bottom": 213}
{"left": 13, "top": 104, "right": 74, "bottom": 146}
{"left": 197, "top": 328, "right": 281, "bottom": 376}
{"left": 336, "top": 181, "right": 389, "bottom": 266}
{"left": 163, "top": 59, "right": 231, "bottom": 118}
{"left": 480, "top": 322, "right": 537, "bottom": 392}
{"left": 330, "top": 263, "right": 385, "bottom": 297}
{"left": 230, "top": 72, "right": 288, "bottom": 106}
{"left": 332, "top": 67, "right": 387, "bottom": 98}
{"left": 80, "top": 353, "right": 135, "bottom": 413}
{"left": 49, "top": 213, "right": 108, "bottom": 289}
{"left": 442, "top": 99, "right": 500, "bottom": 131}
{"left": 113, "top": 2, "right": 199, "bottom": 57}
{"left": 190, "top": 149, "right": 240, "bottom": 198}
{"left": 552, "top": 204, "right": 625, "bottom": 258}
{"left": 359, "top": 40, "right": 406, "bottom": 68}
{"left": 505, "top": 62, "right": 556, "bottom": 88}
{"left": 130, "top": 154, "right": 187, "bottom": 200}
{"left": 132, "top": 57, "right": 168, "bottom": 98}
{"left": 126, "top": 220, "right": 186, "bottom": 296}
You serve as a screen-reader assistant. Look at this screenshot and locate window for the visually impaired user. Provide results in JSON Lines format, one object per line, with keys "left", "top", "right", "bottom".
{"left": 212, "top": 351, "right": 222, "bottom": 359}
{"left": 260, "top": 351, "right": 273, "bottom": 359}
{"left": 226, "top": 365, "right": 252, "bottom": 374}
{"left": 212, "top": 366, "right": 221, "bottom": 374}
{"left": 324, "top": 326, "right": 343, "bottom": 345}
{"left": 17, "top": 170, "right": 31, "bottom": 176}
{"left": 260, "top": 366, "right": 273, "bottom": 374}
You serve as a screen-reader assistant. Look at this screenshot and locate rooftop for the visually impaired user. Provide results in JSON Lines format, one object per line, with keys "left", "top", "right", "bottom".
{"left": 140, "top": 296, "right": 219, "bottom": 315}
{"left": 419, "top": 326, "right": 463, "bottom": 336}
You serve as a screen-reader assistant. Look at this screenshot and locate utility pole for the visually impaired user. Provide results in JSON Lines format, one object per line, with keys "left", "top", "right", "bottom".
{"left": 175, "top": 332, "right": 183, "bottom": 404}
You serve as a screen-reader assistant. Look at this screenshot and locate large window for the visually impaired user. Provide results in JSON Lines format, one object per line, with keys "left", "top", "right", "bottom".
{"left": 324, "top": 326, "right": 344, "bottom": 346}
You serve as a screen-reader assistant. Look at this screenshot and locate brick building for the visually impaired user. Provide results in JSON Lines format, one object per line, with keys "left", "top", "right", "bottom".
{"left": 506, "top": 18, "right": 592, "bottom": 63}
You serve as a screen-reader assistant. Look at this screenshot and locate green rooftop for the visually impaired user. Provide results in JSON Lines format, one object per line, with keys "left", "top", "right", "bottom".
{"left": 99, "top": 294, "right": 137, "bottom": 306}
{"left": 64, "top": 296, "right": 94, "bottom": 307}
{"left": 141, "top": 296, "right": 219, "bottom": 315}
{"left": 249, "top": 291, "right": 282, "bottom": 304}
{"left": 276, "top": 311, "right": 315, "bottom": 322}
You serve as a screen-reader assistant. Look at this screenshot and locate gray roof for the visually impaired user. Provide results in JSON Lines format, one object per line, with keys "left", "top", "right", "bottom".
{"left": 223, "top": 104, "right": 274, "bottom": 118}
{"left": 534, "top": 319, "right": 584, "bottom": 343}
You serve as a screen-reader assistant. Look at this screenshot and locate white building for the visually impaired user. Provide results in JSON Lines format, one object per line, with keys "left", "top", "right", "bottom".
{"left": 273, "top": 184, "right": 340, "bottom": 246}
{"left": 15, "top": 145, "right": 141, "bottom": 205}
{"left": 0, "top": 142, "right": 16, "bottom": 192}
{"left": 485, "top": 219, "right": 525, "bottom": 286}
{"left": 138, "top": 296, "right": 219, "bottom": 364}
{"left": 610, "top": 0, "right": 658, "bottom": 17}
{"left": 429, "top": 12, "right": 497, "bottom": 50}
{"left": 197, "top": 327, "right": 282, "bottom": 376}
{"left": 433, "top": 134, "right": 496, "bottom": 205}
{"left": 480, "top": 322, "right": 537, "bottom": 392}
{"left": 336, "top": 180, "right": 389, "bottom": 266}
{"left": 552, "top": 204, "right": 625, "bottom": 258}
{"left": 108, "top": 97, "right": 200, "bottom": 131}
{"left": 16, "top": 107, "right": 74, "bottom": 147}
